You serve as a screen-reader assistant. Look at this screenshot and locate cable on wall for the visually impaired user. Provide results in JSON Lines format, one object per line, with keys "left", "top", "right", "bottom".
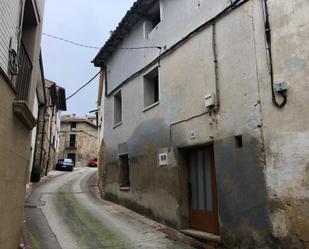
{"left": 263, "top": 0, "right": 287, "bottom": 108}
{"left": 212, "top": 22, "right": 220, "bottom": 112}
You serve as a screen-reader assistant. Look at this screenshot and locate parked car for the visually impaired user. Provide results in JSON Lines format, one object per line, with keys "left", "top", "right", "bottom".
{"left": 56, "top": 159, "right": 74, "bottom": 171}
{"left": 88, "top": 158, "right": 97, "bottom": 167}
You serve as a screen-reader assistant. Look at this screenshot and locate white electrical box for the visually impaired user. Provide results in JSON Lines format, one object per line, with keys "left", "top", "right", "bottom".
{"left": 159, "top": 153, "right": 168, "bottom": 166}
{"left": 190, "top": 130, "right": 196, "bottom": 140}
{"left": 274, "top": 81, "right": 288, "bottom": 92}
{"left": 204, "top": 93, "right": 216, "bottom": 108}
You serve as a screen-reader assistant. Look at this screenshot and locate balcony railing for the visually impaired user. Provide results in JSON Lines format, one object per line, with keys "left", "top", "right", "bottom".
{"left": 16, "top": 42, "right": 33, "bottom": 101}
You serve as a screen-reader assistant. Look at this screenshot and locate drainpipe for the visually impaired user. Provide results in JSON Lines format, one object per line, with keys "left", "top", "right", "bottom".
{"left": 212, "top": 22, "right": 220, "bottom": 112}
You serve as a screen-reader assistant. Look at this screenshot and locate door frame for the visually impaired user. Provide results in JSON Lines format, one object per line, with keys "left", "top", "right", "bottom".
{"left": 186, "top": 144, "right": 220, "bottom": 235}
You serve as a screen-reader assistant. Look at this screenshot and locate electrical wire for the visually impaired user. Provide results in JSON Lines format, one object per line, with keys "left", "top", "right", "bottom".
{"left": 42, "top": 32, "right": 161, "bottom": 50}
{"left": 66, "top": 70, "right": 102, "bottom": 101}
{"left": 263, "top": 0, "right": 287, "bottom": 108}
{"left": 120, "top": 46, "right": 162, "bottom": 50}
{"left": 42, "top": 33, "right": 101, "bottom": 49}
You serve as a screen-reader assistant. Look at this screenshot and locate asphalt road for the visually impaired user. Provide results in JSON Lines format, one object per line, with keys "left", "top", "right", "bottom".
{"left": 25, "top": 168, "right": 196, "bottom": 249}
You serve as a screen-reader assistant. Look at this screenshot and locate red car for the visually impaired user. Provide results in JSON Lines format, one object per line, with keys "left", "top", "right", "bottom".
{"left": 88, "top": 158, "right": 97, "bottom": 167}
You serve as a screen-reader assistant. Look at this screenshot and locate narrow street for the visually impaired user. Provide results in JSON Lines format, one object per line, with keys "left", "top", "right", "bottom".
{"left": 24, "top": 169, "right": 198, "bottom": 249}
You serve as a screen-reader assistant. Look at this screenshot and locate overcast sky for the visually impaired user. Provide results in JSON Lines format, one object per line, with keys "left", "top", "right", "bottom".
{"left": 41, "top": 0, "right": 135, "bottom": 116}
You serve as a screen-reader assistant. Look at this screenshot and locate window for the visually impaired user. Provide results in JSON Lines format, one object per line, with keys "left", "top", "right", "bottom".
{"left": 69, "top": 134, "right": 76, "bottom": 147}
{"left": 144, "top": 67, "right": 159, "bottom": 108}
{"left": 114, "top": 91, "right": 122, "bottom": 126}
{"left": 149, "top": 2, "right": 161, "bottom": 28}
{"left": 71, "top": 122, "right": 76, "bottom": 130}
{"left": 144, "top": 1, "right": 161, "bottom": 36}
{"left": 235, "top": 135, "right": 243, "bottom": 148}
{"left": 119, "top": 154, "right": 130, "bottom": 190}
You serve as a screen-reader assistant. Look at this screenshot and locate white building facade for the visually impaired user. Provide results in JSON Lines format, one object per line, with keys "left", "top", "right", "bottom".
{"left": 94, "top": 0, "right": 309, "bottom": 248}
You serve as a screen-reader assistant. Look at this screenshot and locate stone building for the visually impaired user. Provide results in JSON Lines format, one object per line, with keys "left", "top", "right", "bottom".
{"left": 31, "top": 80, "right": 66, "bottom": 181}
{"left": 97, "top": 71, "right": 105, "bottom": 195}
{"left": 59, "top": 115, "right": 98, "bottom": 168}
{"left": 0, "top": 0, "right": 46, "bottom": 248}
{"left": 93, "top": 0, "right": 309, "bottom": 248}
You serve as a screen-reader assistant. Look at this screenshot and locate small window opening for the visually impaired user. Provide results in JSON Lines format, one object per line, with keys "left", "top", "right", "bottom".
{"left": 144, "top": 2, "right": 161, "bottom": 36}
{"left": 235, "top": 135, "right": 243, "bottom": 148}
{"left": 144, "top": 67, "right": 159, "bottom": 108}
{"left": 69, "top": 134, "right": 76, "bottom": 147}
{"left": 119, "top": 155, "right": 130, "bottom": 191}
{"left": 114, "top": 91, "right": 122, "bottom": 126}
{"left": 150, "top": 4, "right": 161, "bottom": 29}
{"left": 71, "top": 122, "right": 76, "bottom": 130}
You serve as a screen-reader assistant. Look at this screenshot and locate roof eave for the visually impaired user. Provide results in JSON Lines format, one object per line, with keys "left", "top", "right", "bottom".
{"left": 92, "top": 0, "right": 157, "bottom": 66}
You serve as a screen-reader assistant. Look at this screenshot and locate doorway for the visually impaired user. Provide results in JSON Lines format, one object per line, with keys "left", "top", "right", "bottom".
{"left": 68, "top": 153, "right": 76, "bottom": 166}
{"left": 188, "top": 145, "right": 219, "bottom": 235}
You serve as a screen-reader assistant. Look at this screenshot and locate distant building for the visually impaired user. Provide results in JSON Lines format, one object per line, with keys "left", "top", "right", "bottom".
{"left": 31, "top": 80, "right": 66, "bottom": 181}
{"left": 0, "top": 0, "right": 46, "bottom": 248}
{"left": 59, "top": 115, "right": 97, "bottom": 167}
{"left": 93, "top": 0, "right": 309, "bottom": 248}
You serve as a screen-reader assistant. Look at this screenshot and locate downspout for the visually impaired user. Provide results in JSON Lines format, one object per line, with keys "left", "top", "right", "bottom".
{"left": 212, "top": 22, "right": 220, "bottom": 112}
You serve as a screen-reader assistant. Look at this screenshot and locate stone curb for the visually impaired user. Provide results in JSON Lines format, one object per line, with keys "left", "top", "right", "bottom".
{"left": 87, "top": 172, "right": 217, "bottom": 249}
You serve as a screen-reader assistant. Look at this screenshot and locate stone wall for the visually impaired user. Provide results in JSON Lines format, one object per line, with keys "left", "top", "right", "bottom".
{"left": 59, "top": 119, "right": 98, "bottom": 168}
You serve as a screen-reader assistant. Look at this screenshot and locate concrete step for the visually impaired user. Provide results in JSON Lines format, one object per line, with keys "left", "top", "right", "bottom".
{"left": 181, "top": 229, "right": 221, "bottom": 244}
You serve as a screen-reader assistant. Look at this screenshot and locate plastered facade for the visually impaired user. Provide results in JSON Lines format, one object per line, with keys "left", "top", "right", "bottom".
{"left": 98, "top": 0, "right": 309, "bottom": 248}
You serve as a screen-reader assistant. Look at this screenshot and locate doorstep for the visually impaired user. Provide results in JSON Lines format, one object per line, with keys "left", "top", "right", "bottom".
{"left": 181, "top": 229, "right": 221, "bottom": 243}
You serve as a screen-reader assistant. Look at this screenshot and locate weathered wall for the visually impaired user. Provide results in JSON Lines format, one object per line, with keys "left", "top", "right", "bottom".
{"left": 256, "top": 0, "right": 309, "bottom": 247}
{"left": 106, "top": 0, "right": 229, "bottom": 93}
{"left": 101, "top": 0, "right": 309, "bottom": 248}
{"left": 32, "top": 106, "right": 47, "bottom": 173}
